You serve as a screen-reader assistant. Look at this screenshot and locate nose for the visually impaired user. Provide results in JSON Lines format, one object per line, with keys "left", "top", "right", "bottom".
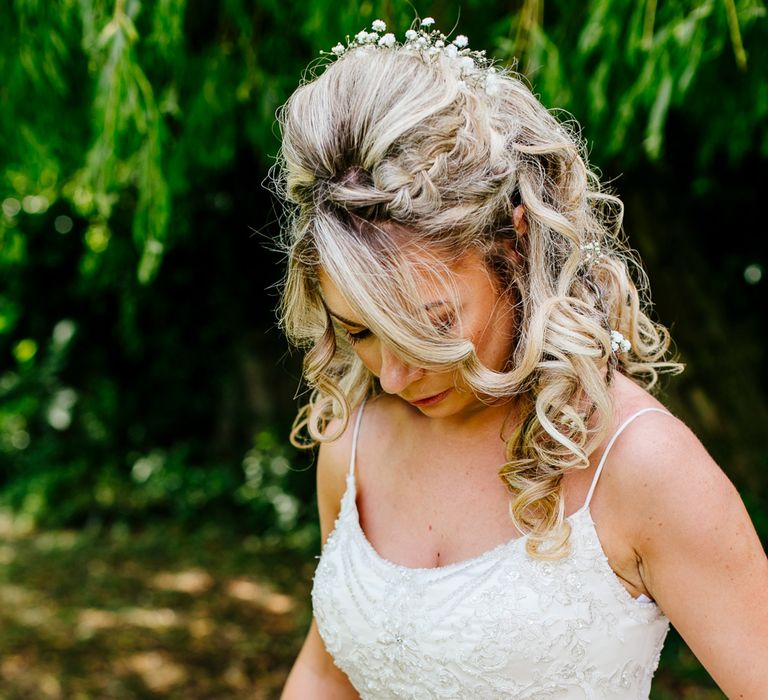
{"left": 377, "top": 344, "right": 421, "bottom": 395}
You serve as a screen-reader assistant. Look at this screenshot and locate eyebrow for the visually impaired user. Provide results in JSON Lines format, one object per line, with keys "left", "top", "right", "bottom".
{"left": 327, "top": 309, "right": 365, "bottom": 327}
{"left": 326, "top": 301, "right": 450, "bottom": 328}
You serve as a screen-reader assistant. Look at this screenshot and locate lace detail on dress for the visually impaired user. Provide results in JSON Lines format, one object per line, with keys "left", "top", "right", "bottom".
{"left": 312, "top": 407, "right": 672, "bottom": 699}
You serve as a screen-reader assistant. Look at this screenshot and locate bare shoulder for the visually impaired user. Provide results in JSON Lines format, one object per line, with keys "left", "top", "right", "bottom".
{"left": 606, "top": 390, "right": 736, "bottom": 529}
{"left": 612, "top": 406, "right": 760, "bottom": 578}
{"left": 315, "top": 394, "right": 407, "bottom": 544}
{"left": 604, "top": 377, "right": 768, "bottom": 696}
{"left": 316, "top": 411, "right": 357, "bottom": 544}
{"left": 603, "top": 375, "right": 766, "bottom": 601}
{"left": 603, "top": 375, "right": 737, "bottom": 535}
{"left": 593, "top": 373, "right": 756, "bottom": 571}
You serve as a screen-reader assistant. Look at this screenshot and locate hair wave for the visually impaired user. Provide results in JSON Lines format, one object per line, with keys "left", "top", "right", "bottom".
{"left": 272, "top": 42, "right": 682, "bottom": 558}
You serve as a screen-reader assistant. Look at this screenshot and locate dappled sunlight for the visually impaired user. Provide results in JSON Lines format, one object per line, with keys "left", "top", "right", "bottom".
{"left": 32, "top": 530, "right": 80, "bottom": 552}
{"left": 77, "top": 606, "right": 181, "bottom": 635}
{"left": 0, "top": 582, "right": 57, "bottom": 628}
{"left": 188, "top": 613, "right": 216, "bottom": 639}
{"left": 0, "top": 510, "right": 20, "bottom": 538}
{"left": 0, "top": 544, "right": 15, "bottom": 565}
{"left": 116, "top": 651, "right": 188, "bottom": 693}
{"left": 226, "top": 577, "right": 295, "bottom": 614}
{"left": 150, "top": 567, "right": 214, "bottom": 594}
{"left": 0, "top": 655, "right": 62, "bottom": 698}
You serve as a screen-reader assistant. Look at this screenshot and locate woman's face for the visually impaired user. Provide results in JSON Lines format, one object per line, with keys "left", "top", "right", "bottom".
{"left": 318, "top": 247, "right": 517, "bottom": 418}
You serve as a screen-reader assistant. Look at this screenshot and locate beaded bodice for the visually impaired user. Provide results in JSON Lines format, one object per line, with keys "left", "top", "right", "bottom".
{"left": 312, "top": 407, "right": 671, "bottom": 699}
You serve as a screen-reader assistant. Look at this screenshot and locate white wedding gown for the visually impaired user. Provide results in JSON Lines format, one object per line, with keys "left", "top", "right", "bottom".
{"left": 312, "top": 404, "right": 672, "bottom": 699}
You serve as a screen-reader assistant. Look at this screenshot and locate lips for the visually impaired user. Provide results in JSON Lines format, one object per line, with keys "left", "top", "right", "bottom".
{"left": 407, "top": 388, "right": 452, "bottom": 407}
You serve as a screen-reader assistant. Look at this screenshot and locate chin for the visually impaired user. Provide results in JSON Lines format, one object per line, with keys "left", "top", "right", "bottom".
{"left": 411, "top": 392, "right": 479, "bottom": 417}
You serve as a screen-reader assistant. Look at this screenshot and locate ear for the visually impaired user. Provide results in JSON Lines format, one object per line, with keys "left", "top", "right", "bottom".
{"left": 497, "top": 234, "right": 524, "bottom": 266}
{"left": 512, "top": 204, "right": 528, "bottom": 236}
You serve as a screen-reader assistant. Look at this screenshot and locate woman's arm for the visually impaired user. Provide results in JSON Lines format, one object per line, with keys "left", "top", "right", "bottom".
{"left": 281, "top": 620, "right": 360, "bottom": 699}
{"left": 281, "top": 419, "right": 360, "bottom": 699}
{"left": 620, "top": 413, "right": 768, "bottom": 699}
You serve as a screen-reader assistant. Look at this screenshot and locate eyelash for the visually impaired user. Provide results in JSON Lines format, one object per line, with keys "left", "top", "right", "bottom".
{"left": 345, "top": 328, "right": 372, "bottom": 345}
{"left": 343, "top": 315, "right": 456, "bottom": 346}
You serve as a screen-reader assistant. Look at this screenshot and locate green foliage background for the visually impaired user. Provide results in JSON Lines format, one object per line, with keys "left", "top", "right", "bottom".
{"left": 1, "top": 0, "right": 767, "bottom": 693}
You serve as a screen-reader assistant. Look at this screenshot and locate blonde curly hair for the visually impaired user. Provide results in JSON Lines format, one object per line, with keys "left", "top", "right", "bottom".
{"left": 273, "top": 41, "right": 682, "bottom": 558}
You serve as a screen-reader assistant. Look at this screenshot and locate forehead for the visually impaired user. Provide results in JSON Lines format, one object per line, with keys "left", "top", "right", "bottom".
{"left": 317, "top": 247, "right": 496, "bottom": 324}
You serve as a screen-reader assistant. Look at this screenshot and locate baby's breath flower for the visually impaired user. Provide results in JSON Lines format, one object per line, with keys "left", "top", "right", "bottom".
{"left": 485, "top": 74, "right": 501, "bottom": 96}
{"left": 458, "top": 56, "right": 475, "bottom": 72}
{"left": 378, "top": 32, "right": 396, "bottom": 48}
{"left": 609, "top": 330, "right": 632, "bottom": 353}
{"left": 326, "top": 18, "right": 497, "bottom": 96}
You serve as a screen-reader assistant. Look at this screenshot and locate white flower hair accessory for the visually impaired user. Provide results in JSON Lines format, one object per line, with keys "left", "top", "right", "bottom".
{"left": 321, "top": 18, "right": 503, "bottom": 96}
{"left": 610, "top": 330, "right": 632, "bottom": 354}
{"left": 580, "top": 240, "right": 603, "bottom": 266}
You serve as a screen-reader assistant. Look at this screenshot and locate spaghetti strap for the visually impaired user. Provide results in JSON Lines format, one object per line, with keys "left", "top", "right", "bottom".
{"left": 348, "top": 399, "right": 367, "bottom": 478}
{"left": 583, "top": 407, "right": 673, "bottom": 509}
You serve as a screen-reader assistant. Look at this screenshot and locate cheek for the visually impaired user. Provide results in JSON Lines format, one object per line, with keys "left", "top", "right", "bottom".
{"left": 472, "top": 304, "right": 516, "bottom": 369}
{"left": 353, "top": 343, "right": 381, "bottom": 375}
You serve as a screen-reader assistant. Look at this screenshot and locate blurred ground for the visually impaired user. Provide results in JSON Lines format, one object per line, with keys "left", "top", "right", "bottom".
{"left": 0, "top": 519, "right": 312, "bottom": 699}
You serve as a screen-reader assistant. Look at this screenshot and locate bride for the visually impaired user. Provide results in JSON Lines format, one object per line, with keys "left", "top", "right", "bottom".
{"left": 275, "top": 17, "right": 768, "bottom": 699}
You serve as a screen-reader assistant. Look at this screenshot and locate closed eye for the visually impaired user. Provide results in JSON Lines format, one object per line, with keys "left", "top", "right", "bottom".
{"left": 344, "top": 315, "right": 455, "bottom": 345}
{"left": 345, "top": 328, "right": 372, "bottom": 345}
{"left": 433, "top": 313, "right": 456, "bottom": 335}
